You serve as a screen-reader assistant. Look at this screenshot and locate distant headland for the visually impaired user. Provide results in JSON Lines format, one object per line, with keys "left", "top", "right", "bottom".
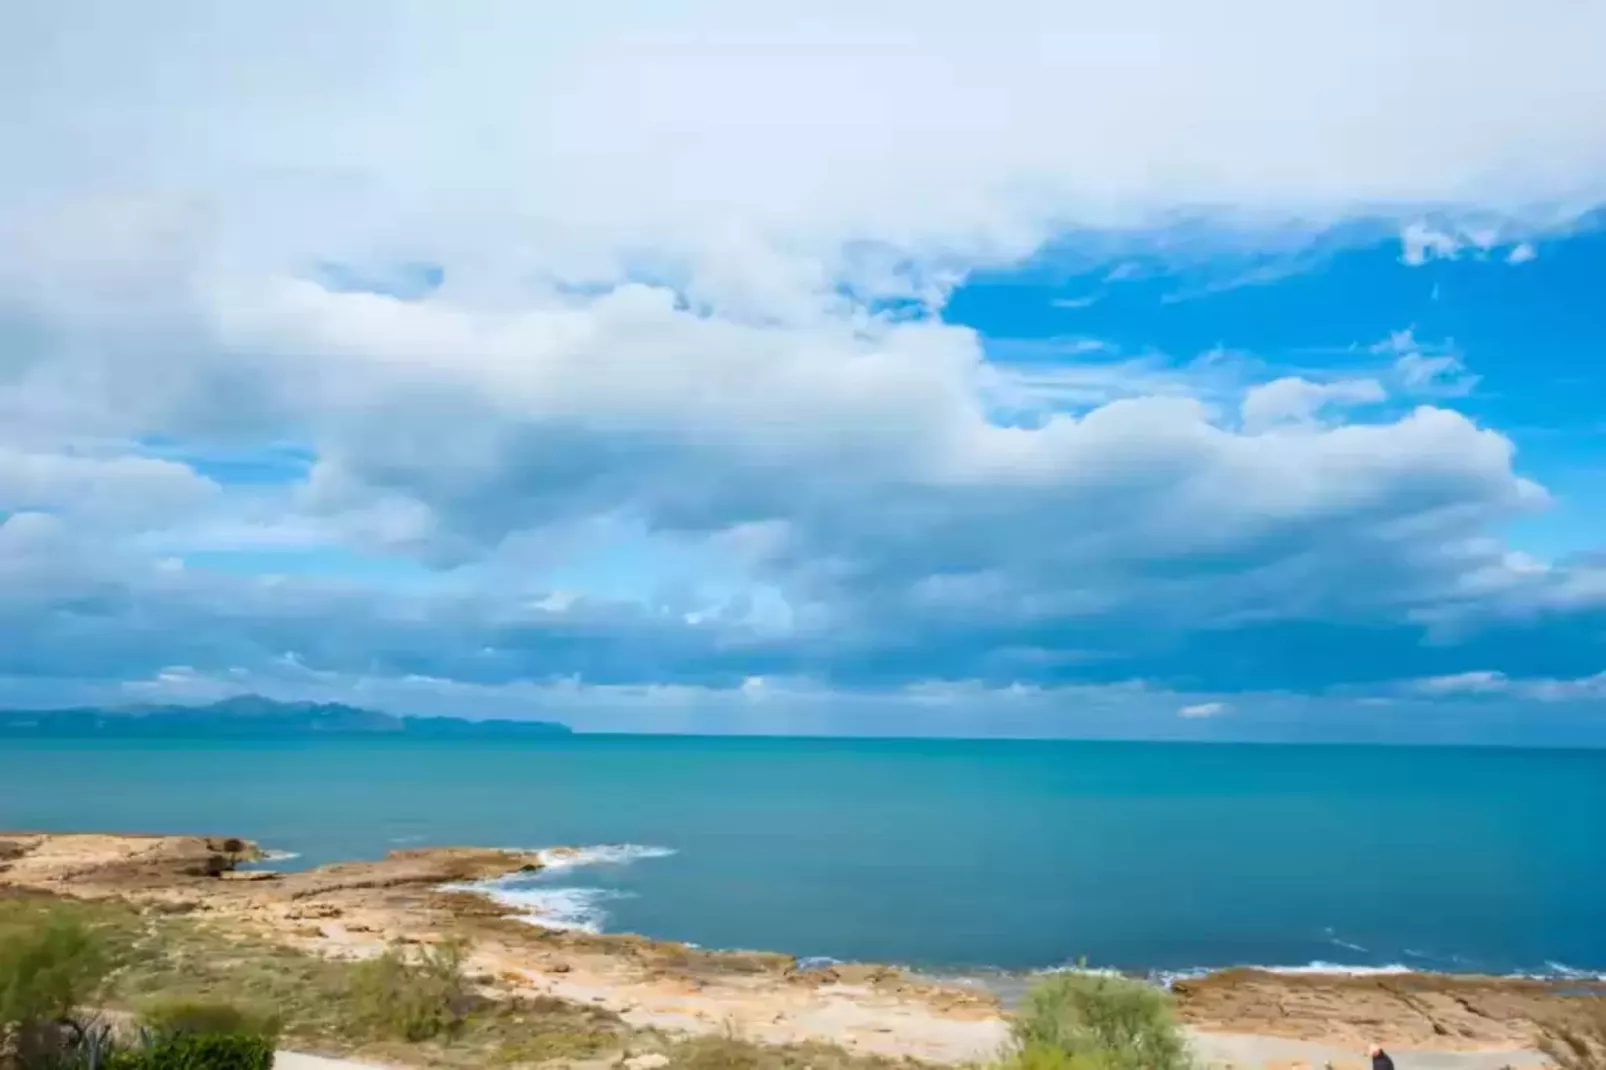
{"left": 0, "top": 694, "right": 572, "bottom": 738}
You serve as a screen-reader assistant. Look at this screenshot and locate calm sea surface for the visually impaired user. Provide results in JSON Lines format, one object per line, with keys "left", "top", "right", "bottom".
{"left": 2, "top": 736, "right": 1602, "bottom": 977}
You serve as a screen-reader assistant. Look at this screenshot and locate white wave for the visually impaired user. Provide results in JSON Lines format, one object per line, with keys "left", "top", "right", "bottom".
{"left": 1148, "top": 962, "right": 1417, "bottom": 988}
{"left": 1041, "top": 963, "right": 1129, "bottom": 979}
{"left": 1327, "top": 938, "right": 1368, "bottom": 953}
{"left": 1256, "top": 961, "right": 1416, "bottom": 976}
{"left": 443, "top": 877, "right": 629, "bottom": 932}
{"left": 1161, "top": 960, "right": 1606, "bottom": 985}
{"left": 531, "top": 844, "right": 676, "bottom": 870}
{"left": 951, "top": 958, "right": 1606, "bottom": 997}
{"left": 260, "top": 849, "right": 300, "bottom": 862}
{"left": 441, "top": 843, "right": 675, "bottom": 933}
{"left": 795, "top": 956, "right": 843, "bottom": 972}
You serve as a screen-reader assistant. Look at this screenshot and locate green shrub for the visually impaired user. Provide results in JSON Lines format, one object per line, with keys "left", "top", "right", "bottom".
{"left": 347, "top": 940, "right": 471, "bottom": 1042}
{"left": 1008, "top": 972, "right": 1191, "bottom": 1070}
{"left": 110, "top": 1032, "right": 274, "bottom": 1070}
{"left": 136, "top": 996, "right": 281, "bottom": 1040}
{"left": 0, "top": 915, "right": 109, "bottom": 1027}
{"left": 994, "top": 1042, "right": 1115, "bottom": 1070}
{"left": 1, "top": 913, "right": 112, "bottom": 1067}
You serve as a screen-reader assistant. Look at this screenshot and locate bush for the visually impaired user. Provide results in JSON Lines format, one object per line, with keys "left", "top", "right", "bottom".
{"left": 108, "top": 1033, "right": 274, "bottom": 1070}
{"left": 1, "top": 913, "right": 113, "bottom": 1069}
{"left": 995, "top": 1043, "right": 1114, "bottom": 1070}
{"left": 1007, "top": 972, "right": 1191, "bottom": 1070}
{"left": 0, "top": 915, "right": 109, "bottom": 1027}
{"left": 347, "top": 940, "right": 472, "bottom": 1042}
{"left": 136, "top": 997, "right": 281, "bottom": 1041}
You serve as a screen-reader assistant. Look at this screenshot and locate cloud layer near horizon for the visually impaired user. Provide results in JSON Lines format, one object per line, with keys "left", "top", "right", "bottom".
{"left": 3, "top": 0, "right": 1605, "bottom": 738}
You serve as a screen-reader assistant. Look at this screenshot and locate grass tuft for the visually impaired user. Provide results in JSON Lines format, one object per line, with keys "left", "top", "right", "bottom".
{"left": 1541, "top": 996, "right": 1606, "bottom": 1070}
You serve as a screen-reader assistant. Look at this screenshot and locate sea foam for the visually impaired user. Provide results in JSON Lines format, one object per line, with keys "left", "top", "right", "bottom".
{"left": 531, "top": 844, "right": 677, "bottom": 870}
{"left": 445, "top": 843, "right": 676, "bottom": 933}
{"left": 463, "top": 882, "right": 628, "bottom": 933}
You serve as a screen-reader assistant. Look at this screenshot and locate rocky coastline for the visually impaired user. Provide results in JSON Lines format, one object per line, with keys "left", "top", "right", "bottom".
{"left": 2, "top": 831, "right": 1598, "bottom": 1066}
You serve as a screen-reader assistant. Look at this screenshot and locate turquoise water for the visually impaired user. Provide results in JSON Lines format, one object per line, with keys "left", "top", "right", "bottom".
{"left": 2, "top": 736, "right": 1603, "bottom": 977}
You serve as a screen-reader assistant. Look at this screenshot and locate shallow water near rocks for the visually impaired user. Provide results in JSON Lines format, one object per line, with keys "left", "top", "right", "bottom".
{"left": 4, "top": 735, "right": 1603, "bottom": 977}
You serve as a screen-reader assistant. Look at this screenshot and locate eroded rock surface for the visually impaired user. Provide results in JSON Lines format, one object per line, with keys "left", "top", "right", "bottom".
{"left": 2, "top": 832, "right": 1596, "bottom": 1065}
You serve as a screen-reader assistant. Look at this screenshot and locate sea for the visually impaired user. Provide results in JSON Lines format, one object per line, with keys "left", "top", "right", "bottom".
{"left": 2, "top": 735, "right": 1603, "bottom": 982}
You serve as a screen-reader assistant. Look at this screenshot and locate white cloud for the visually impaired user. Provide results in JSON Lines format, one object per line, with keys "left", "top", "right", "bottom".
{"left": 0, "top": 1, "right": 1602, "bottom": 731}
{"left": 1414, "top": 670, "right": 1512, "bottom": 695}
{"left": 5, "top": 1, "right": 1606, "bottom": 286}
{"left": 0, "top": 448, "right": 217, "bottom": 529}
{"left": 1372, "top": 329, "right": 1481, "bottom": 397}
{"left": 1400, "top": 222, "right": 1467, "bottom": 266}
{"left": 1398, "top": 221, "right": 1555, "bottom": 268}
{"left": 1240, "top": 377, "right": 1386, "bottom": 432}
{"left": 1178, "top": 701, "right": 1231, "bottom": 718}
{"left": 0, "top": 247, "right": 1569, "bottom": 694}
{"left": 1413, "top": 670, "right": 1606, "bottom": 702}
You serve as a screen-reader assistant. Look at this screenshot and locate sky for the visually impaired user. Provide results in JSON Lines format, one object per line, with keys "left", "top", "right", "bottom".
{"left": 2, "top": 1, "right": 1605, "bottom": 741}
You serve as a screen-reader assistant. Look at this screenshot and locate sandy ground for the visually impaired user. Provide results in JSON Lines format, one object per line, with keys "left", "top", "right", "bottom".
{"left": 1183, "top": 1030, "right": 1548, "bottom": 1070}
{"left": 277, "top": 1056, "right": 393, "bottom": 1070}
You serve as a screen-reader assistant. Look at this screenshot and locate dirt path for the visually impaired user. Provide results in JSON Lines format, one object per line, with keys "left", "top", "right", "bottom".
{"left": 1185, "top": 1030, "right": 1549, "bottom": 1069}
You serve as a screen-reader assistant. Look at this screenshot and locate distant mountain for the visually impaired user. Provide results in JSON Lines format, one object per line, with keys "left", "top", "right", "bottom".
{"left": 0, "top": 695, "right": 572, "bottom": 738}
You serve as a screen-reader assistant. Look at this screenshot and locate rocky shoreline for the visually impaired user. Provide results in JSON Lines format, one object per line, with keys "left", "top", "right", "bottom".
{"left": 2, "top": 832, "right": 1598, "bottom": 1066}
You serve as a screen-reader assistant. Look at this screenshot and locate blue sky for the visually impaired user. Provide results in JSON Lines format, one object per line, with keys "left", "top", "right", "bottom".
{"left": 2, "top": 1, "right": 1605, "bottom": 740}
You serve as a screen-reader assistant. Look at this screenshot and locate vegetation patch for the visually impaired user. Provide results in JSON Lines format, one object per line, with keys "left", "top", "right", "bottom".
{"left": 1542, "top": 996, "right": 1606, "bottom": 1070}
{"left": 1000, "top": 972, "right": 1192, "bottom": 1070}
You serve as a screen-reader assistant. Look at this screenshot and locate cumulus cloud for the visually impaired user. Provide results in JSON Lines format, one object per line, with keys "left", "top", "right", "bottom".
{"left": 0, "top": 1, "right": 1604, "bottom": 733}
{"left": 5, "top": 1, "right": 1606, "bottom": 271}
{"left": 1240, "top": 378, "right": 1386, "bottom": 432}
{"left": 1178, "top": 702, "right": 1231, "bottom": 718}
{"left": 0, "top": 449, "right": 217, "bottom": 528}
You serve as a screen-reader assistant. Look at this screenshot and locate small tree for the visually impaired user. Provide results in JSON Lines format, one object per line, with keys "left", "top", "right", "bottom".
{"left": 0, "top": 914, "right": 111, "bottom": 1069}
{"left": 0, "top": 916, "right": 108, "bottom": 1026}
{"left": 1008, "top": 972, "right": 1191, "bottom": 1070}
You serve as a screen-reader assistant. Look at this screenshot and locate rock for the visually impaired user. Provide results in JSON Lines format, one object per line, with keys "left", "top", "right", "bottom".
{"left": 624, "top": 1053, "right": 670, "bottom": 1070}
{"left": 287, "top": 904, "right": 342, "bottom": 919}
